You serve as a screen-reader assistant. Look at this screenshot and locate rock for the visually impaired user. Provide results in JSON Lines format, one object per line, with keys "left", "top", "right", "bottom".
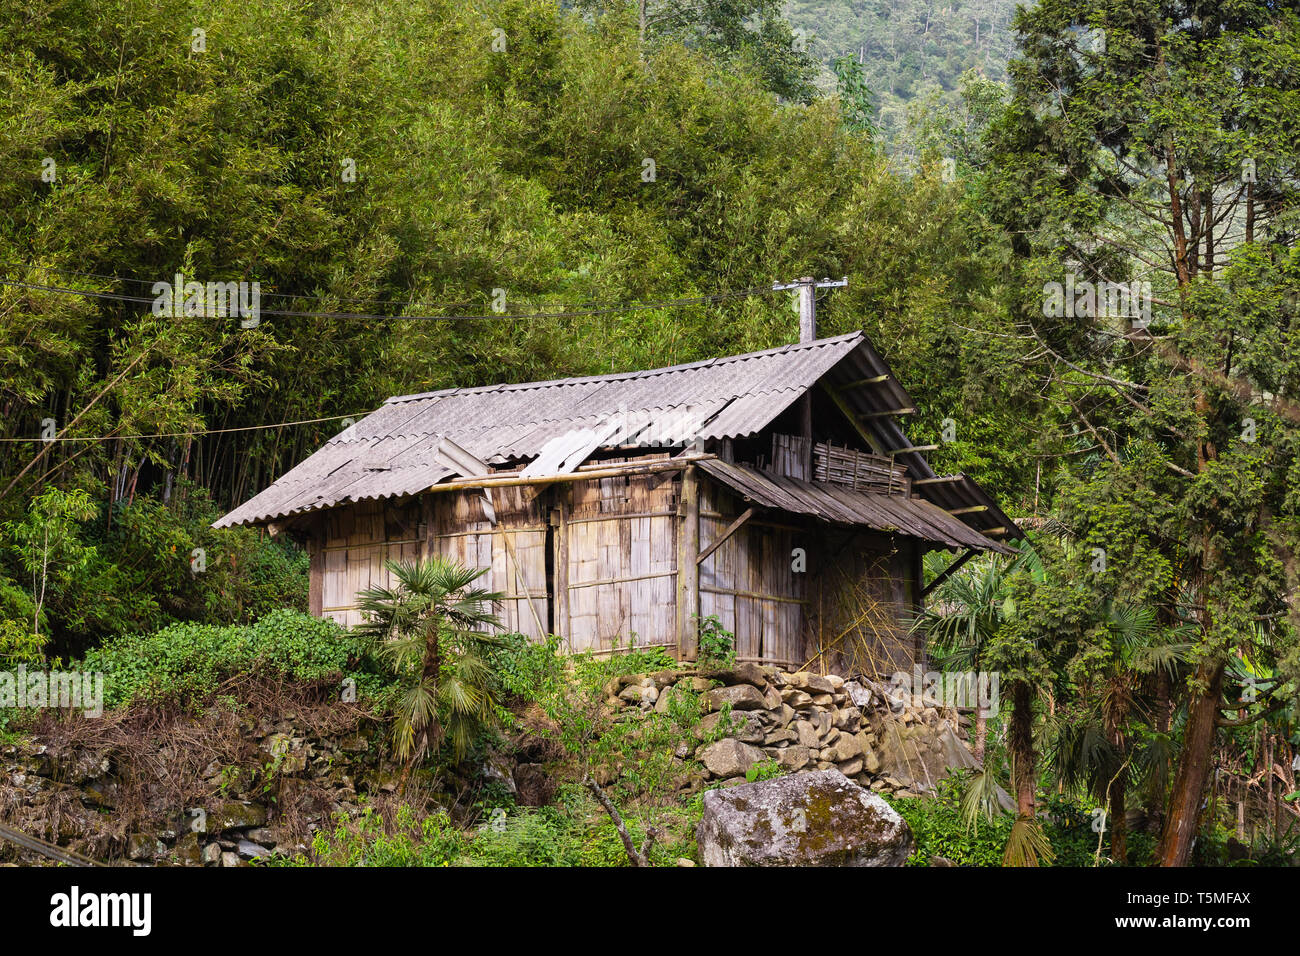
{"left": 655, "top": 684, "right": 690, "bottom": 714}
{"left": 811, "top": 693, "right": 835, "bottom": 707}
{"left": 482, "top": 754, "right": 518, "bottom": 796}
{"left": 929, "top": 855, "right": 956, "bottom": 867}
{"left": 875, "top": 717, "right": 978, "bottom": 791}
{"left": 775, "top": 745, "right": 811, "bottom": 772}
{"left": 201, "top": 843, "right": 222, "bottom": 865}
{"left": 705, "top": 684, "right": 767, "bottom": 712}
{"left": 698, "top": 738, "right": 766, "bottom": 778}
{"left": 173, "top": 832, "right": 202, "bottom": 865}
{"left": 646, "top": 669, "right": 686, "bottom": 689}
{"left": 245, "top": 828, "right": 276, "bottom": 846}
{"left": 794, "top": 719, "right": 821, "bottom": 749}
{"left": 700, "top": 710, "right": 764, "bottom": 743}
{"left": 785, "top": 672, "right": 835, "bottom": 695}
{"left": 337, "top": 734, "right": 370, "bottom": 754}
{"left": 126, "top": 833, "right": 163, "bottom": 861}
{"left": 763, "top": 727, "right": 799, "bottom": 746}
{"left": 675, "top": 858, "right": 697, "bottom": 867}
{"left": 832, "top": 706, "right": 862, "bottom": 731}
{"left": 825, "top": 733, "right": 862, "bottom": 763}
{"left": 844, "top": 681, "right": 873, "bottom": 708}
{"left": 209, "top": 801, "right": 268, "bottom": 832}
{"left": 237, "top": 838, "right": 270, "bottom": 859}
{"left": 837, "top": 756, "right": 864, "bottom": 776}
{"left": 696, "top": 769, "right": 912, "bottom": 867}
{"left": 782, "top": 689, "right": 813, "bottom": 709}
{"left": 702, "top": 662, "right": 767, "bottom": 688}
{"left": 618, "top": 683, "right": 657, "bottom": 705}
{"left": 220, "top": 851, "right": 242, "bottom": 868}
{"left": 62, "top": 751, "right": 110, "bottom": 786}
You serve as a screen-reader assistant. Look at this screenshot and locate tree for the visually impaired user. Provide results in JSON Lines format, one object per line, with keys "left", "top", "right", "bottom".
{"left": 981, "top": 0, "right": 1300, "bottom": 865}
{"left": 1, "top": 487, "right": 98, "bottom": 656}
{"left": 355, "top": 558, "right": 506, "bottom": 775}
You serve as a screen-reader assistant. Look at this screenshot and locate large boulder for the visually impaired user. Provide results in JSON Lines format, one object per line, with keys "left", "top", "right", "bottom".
{"left": 697, "top": 769, "right": 912, "bottom": 867}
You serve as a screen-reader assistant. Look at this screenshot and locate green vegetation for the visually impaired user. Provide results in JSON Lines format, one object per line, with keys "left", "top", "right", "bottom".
{"left": 81, "top": 609, "right": 361, "bottom": 710}
{"left": 0, "top": 0, "right": 1298, "bottom": 866}
{"left": 354, "top": 558, "right": 507, "bottom": 767}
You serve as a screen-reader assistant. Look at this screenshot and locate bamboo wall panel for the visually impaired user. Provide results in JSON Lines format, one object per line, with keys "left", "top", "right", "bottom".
{"left": 307, "top": 456, "right": 921, "bottom": 671}
{"left": 317, "top": 491, "right": 548, "bottom": 639}
{"left": 563, "top": 462, "right": 677, "bottom": 655}
{"left": 698, "top": 482, "right": 805, "bottom": 667}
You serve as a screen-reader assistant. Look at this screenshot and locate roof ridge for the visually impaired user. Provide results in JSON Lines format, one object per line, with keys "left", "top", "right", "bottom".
{"left": 384, "top": 331, "right": 865, "bottom": 405}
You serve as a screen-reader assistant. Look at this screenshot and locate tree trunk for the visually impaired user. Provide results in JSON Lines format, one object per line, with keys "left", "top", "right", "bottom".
{"left": 1158, "top": 658, "right": 1225, "bottom": 866}
{"left": 974, "top": 707, "right": 987, "bottom": 767}
{"left": 1009, "top": 680, "right": 1035, "bottom": 819}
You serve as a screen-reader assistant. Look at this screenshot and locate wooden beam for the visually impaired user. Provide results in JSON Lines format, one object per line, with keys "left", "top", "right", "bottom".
{"left": 676, "top": 465, "right": 700, "bottom": 660}
{"left": 859, "top": 407, "right": 916, "bottom": 419}
{"left": 920, "top": 548, "right": 978, "bottom": 599}
{"left": 820, "top": 382, "right": 885, "bottom": 454}
{"left": 945, "top": 505, "right": 989, "bottom": 516}
{"left": 913, "top": 475, "right": 965, "bottom": 486}
{"left": 425, "top": 455, "right": 712, "bottom": 494}
{"left": 696, "top": 506, "right": 755, "bottom": 565}
{"left": 887, "top": 444, "right": 939, "bottom": 454}
{"left": 981, "top": 526, "right": 1009, "bottom": 536}
{"left": 838, "top": 373, "right": 891, "bottom": 389}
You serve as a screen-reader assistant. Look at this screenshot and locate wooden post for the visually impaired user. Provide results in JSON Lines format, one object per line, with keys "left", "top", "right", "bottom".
{"left": 307, "top": 519, "right": 324, "bottom": 618}
{"left": 676, "top": 465, "right": 700, "bottom": 661}
{"left": 554, "top": 490, "right": 571, "bottom": 652}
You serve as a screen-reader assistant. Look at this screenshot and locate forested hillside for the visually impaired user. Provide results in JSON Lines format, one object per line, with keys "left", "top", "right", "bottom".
{"left": 785, "top": 0, "right": 1023, "bottom": 150}
{"left": 1, "top": 0, "right": 1298, "bottom": 874}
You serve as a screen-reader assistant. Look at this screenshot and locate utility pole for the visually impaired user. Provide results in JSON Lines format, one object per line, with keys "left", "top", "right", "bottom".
{"left": 772, "top": 276, "right": 849, "bottom": 476}
{"left": 772, "top": 276, "right": 848, "bottom": 343}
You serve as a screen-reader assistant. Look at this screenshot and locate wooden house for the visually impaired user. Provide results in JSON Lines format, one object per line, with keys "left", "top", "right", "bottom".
{"left": 215, "top": 330, "right": 1019, "bottom": 675}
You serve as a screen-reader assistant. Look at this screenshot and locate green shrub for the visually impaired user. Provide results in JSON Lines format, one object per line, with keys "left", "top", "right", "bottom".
{"left": 83, "top": 609, "right": 366, "bottom": 709}
{"left": 696, "top": 614, "right": 736, "bottom": 669}
{"left": 887, "top": 781, "right": 1122, "bottom": 867}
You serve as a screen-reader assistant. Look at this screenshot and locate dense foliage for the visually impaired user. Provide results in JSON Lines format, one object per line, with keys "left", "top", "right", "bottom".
{"left": 1, "top": 0, "right": 1298, "bottom": 865}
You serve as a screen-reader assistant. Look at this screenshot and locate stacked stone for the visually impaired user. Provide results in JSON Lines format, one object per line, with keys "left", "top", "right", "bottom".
{"left": 606, "top": 661, "right": 975, "bottom": 796}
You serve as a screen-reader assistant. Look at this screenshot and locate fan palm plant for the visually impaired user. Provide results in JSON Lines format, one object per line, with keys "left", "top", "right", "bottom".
{"left": 1048, "top": 601, "right": 1191, "bottom": 863}
{"left": 354, "top": 558, "right": 506, "bottom": 776}
{"left": 913, "top": 553, "right": 1011, "bottom": 765}
{"left": 915, "top": 541, "right": 1053, "bottom": 864}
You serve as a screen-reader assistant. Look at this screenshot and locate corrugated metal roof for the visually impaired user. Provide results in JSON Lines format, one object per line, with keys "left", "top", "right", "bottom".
{"left": 214, "top": 329, "right": 1021, "bottom": 542}
{"left": 697, "top": 459, "right": 1014, "bottom": 554}
{"left": 215, "top": 332, "right": 868, "bottom": 528}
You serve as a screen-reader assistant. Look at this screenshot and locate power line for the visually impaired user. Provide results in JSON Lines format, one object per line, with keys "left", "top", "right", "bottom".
{"left": 0, "top": 411, "right": 371, "bottom": 443}
{"left": 0, "top": 261, "right": 478, "bottom": 310}
{"left": 0, "top": 274, "right": 785, "bottom": 322}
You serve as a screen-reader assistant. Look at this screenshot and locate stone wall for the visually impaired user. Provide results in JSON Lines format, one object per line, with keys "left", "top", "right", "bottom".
{"left": 609, "top": 661, "right": 979, "bottom": 797}
{"left": 0, "top": 703, "right": 393, "bottom": 867}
